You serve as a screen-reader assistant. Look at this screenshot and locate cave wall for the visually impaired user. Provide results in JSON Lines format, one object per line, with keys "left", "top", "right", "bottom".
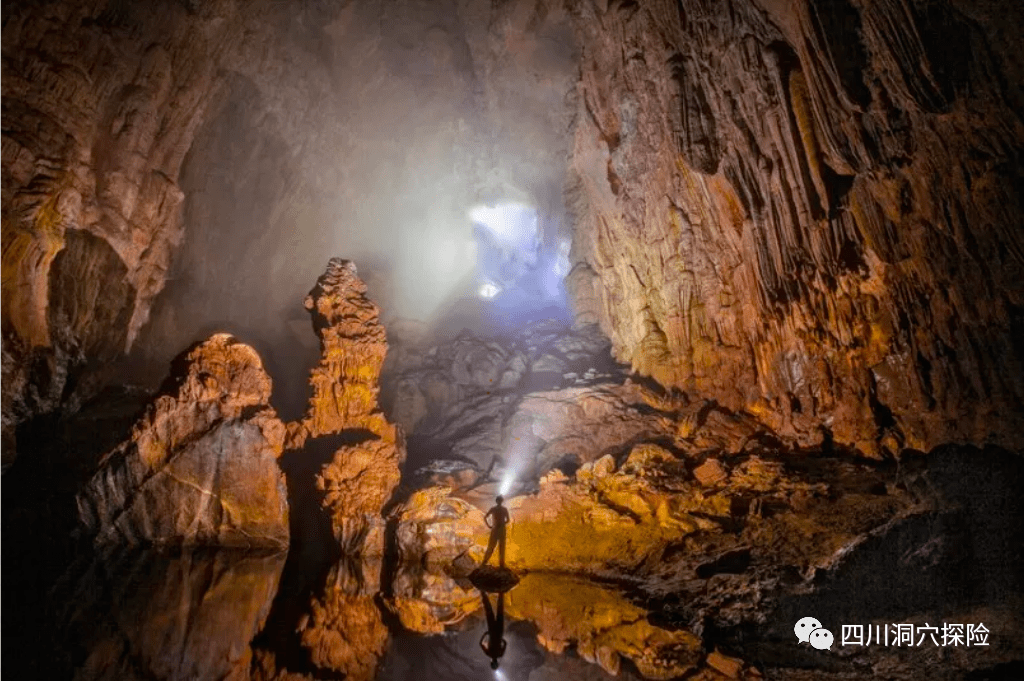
{"left": 1, "top": 0, "right": 258, "bottom": 462}
{"left": 114, "top": 0, "right": 580, "bottom": 416}
{"left": 564, "top": 0, "right": 1024, "bottom": 455}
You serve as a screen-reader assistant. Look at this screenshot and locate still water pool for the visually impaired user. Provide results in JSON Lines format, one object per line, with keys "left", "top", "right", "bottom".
{"left": 37, "top": 548, "right": 696, "bottom": 680}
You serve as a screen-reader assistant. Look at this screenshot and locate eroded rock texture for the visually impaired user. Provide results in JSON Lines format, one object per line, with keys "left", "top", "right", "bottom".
{"left": 76, "top": 333, "right": 289, "bottom": 548}
{"left": 253, "top": 559, "right": 391, "bottom": 681}
{"left": 0, "top": 0, "right": 253, "bottom": 463}
{"left": 290, "top": 259, "right": 403, "bottom": 555}
{"left": 385, "top": 321, "right": 687, "bottom": 485}
{"left": 506, "top": 573, "right": 704, "bottom": 679}
{"left": 566, "top": 0, "right": 1024, "bottom": 455}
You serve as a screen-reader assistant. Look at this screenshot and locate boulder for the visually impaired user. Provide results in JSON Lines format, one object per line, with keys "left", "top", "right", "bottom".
{"left": 468, "top": 565, "right": 520, "bottom": 593}
{"left": 393, "top": 487, "right": 486, "bottom": 567}
{"left": 76, "top": 334, "right": 289, "bottom": 548}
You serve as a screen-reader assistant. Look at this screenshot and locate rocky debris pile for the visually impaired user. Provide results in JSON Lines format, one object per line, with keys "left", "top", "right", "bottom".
{"left": 76, "top": 334, "right": 289, "bottom": 548}
{"left": 383, "top": 319, "right": 620, "bottom": 432}
{"left": 385, "top": 318, "right": 828, "bottom": 494}
{"left": 393, "top": 442, "right": 915, "bottom": 591}
{"left": 287, "top": 259, "right": 403, "bottom": 555}
{"left": 384, "top": 321, "right": 689, "bottom": 485}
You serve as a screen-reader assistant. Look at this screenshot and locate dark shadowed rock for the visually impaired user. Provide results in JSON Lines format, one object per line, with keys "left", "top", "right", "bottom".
{"left": 469, "top": 565, "right": 520, "bottom": 593}
{"left": 59, "top": 548, "right": 285, "bottom": 681}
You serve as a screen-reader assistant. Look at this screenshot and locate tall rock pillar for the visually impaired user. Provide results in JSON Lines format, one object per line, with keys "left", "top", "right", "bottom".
{"left": 288, "top": 259, "right": 403, "bottom": 555}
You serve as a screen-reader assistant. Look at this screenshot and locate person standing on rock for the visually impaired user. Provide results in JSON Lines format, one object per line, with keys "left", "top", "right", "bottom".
{"left": 482, "top": 495, "right": 510, "bottom": 567}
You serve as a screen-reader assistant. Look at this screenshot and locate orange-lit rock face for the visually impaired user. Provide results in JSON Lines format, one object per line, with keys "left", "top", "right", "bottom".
{"left": 567, "top": 0, "right": 1024, "bottom": 455}
{"left": 255, "top": 561, "right": 390, "bottom": 681}
{"left": 0, "top": 2, "right": 252, "bottom": 462}
{"left": 291, "top": 259, "right": 403, "bottom": 555}
{"left": 292, "top": 259, "right": 393, "bottom": 442}
{"left": 76, "top": 333, "right": 289, "bottom": 548}
{"left": 298, "top": 591, "right": 389, "bottom": 681}
{"left": 386, "top": 562, "right": 481, "bottom": 634}
{"left": 394, "top": 487, "right": 486, "bottom": 567}
{"left": 397, "top": 442, "right": 912, "bottom": 589}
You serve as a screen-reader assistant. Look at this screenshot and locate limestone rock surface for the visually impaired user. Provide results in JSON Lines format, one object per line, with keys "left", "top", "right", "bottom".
{"left": 386, "top": 322, "right": 688, "bottom": 483}
{"left": 254, "top": 560, "right": 389, "bottom": 681}
{"left": 291, "top": 259, "right": 403, "bottom": 555}
{"left": 566, "top": 0, "right": 1024, "bottom": 454}
{"left": 0, "top": 0, "right": 257, "bottom": 462}
{"left": 507, "top": 573, "right": 703, "bottom": 679}
{"left": 393, "top": 487, "right": 486, "bottom": 567}
{"left": 76, "top": 333, "right": 289, "bottom": 548}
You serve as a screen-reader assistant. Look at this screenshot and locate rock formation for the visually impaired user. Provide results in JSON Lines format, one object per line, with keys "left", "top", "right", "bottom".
{"left": 76, "top": 333, "right": 289, "bottom": 548}
{"left": 565, "top": 0, "right": 1024, "bottom": 455}
{"left": 396, "top": 442, "right": 914, "bottom": 584}
{"left": 253, "top": 559, "right": 391, "bottom": 681}
{"left": 385, "top": 321, "right": 690, "bottom": 485}
{"left": 289, "top": 259, "right": 403, "bottom": 555}
{"left": 0, "top": 1, "right": 254, "bottom": 464}
{"left": 1, "top": 0, "right": 579, "bottom": 469}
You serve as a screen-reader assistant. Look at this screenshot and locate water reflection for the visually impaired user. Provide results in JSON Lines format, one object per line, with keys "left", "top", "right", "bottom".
{"left": 48, "top": 549, "right": 695, "bottom": 680}
{"left": 58, "top": 548, "right": 286, "bottom": 681}
{"left": 479, "top": 589, "right": 507, "bottom": 669}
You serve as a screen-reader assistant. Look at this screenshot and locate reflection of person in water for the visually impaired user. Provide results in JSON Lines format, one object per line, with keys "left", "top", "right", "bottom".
{"left": 482, "top": 495, "right": 510, "bottom": 567}
{"left": 479, "top": 590, "right": 506, "bottom": 669}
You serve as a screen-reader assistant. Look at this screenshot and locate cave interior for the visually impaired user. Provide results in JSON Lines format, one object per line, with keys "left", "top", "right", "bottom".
{"left": 2, "top": 0, "right": 1024, "bottom": 679}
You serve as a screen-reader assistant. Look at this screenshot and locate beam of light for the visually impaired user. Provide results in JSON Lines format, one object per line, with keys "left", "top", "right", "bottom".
{"left": 494, "top": 669, "right": 507, "bottom": 680}
{"left": 479, "top": 281, "right": 501, "bottom": 298}
{"left": 499, "top": 436, "right": 532, "bottom": 496}
{"left": 498, "top": 468, "right": 516, "bottom": 496}
{"left": 553, "top": 238, "right": 571, "bottom": 276}
{"left": 469, "top": 202, "right": 540, "bottom": 270}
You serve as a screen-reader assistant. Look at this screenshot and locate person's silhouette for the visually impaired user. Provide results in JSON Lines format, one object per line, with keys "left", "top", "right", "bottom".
{"left": 479, "top": 589, "right": 506, "bottom": 669}
{"left": 482, "top": 495, "right": 510, "bottom": 567}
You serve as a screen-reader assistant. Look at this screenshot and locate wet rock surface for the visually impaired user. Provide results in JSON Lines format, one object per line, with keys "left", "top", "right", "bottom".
{"left": 76, "top": 334, "right": 289, "bottom": 548}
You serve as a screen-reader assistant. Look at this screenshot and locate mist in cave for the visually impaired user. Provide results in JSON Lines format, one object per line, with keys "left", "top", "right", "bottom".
{"left": 3, "top": 0, "right": 1024, "bottom": 680}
